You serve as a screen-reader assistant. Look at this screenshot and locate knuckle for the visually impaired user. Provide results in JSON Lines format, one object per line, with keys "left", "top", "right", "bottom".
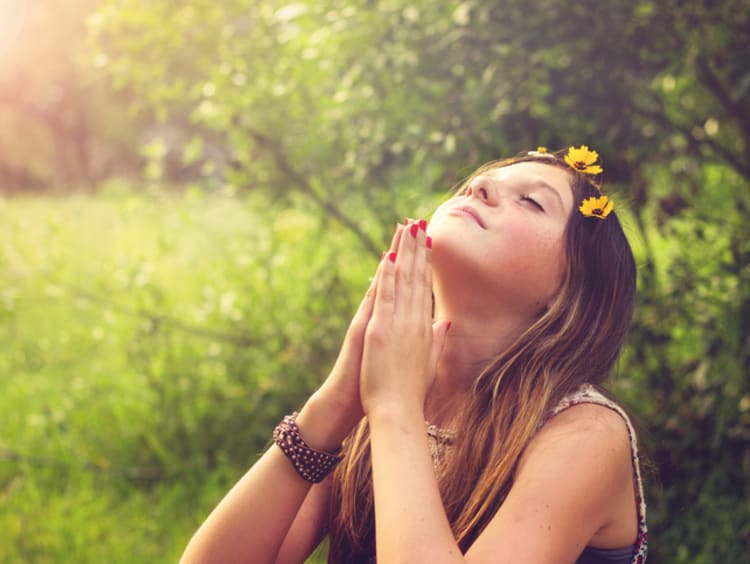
{"left": 349, "top": 315, "right": 366, "bottom": 331}
{"left": 365, "top": 323, "right": 387, "bottom": 345}
{"left": 379, "top": 287, "right": 395, "bottom": 302}
{"left": 398, "top": 270, "right": 413, "bottom": 286}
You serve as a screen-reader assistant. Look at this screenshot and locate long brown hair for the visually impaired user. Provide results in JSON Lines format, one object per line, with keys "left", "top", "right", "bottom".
{"left": 327, "top": 152, "right": 638, "bottom": 561}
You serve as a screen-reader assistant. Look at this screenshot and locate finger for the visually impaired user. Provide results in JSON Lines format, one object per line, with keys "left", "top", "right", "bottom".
{"left": 424, "top": 227, "right": 434, "bottom": 317}
{"left": 411, "top": 219, "right": 429, "bottom": 320}
{"left": 350, "top": 254, "right": 385, "bottom": 329}
{"left": 396, "top": 221, "right": 420, "bottom": 304}
{"left": 361, "top": 254, "right": 384, "bottom": 308}
{"left": 388, "top": 222, "right": 406, "bottom": 254}
{"left": 373, "top": 249, "right": 396, "bottom": 318}
{"left": 401, "top": 219, "right": 429, "bottom": 321}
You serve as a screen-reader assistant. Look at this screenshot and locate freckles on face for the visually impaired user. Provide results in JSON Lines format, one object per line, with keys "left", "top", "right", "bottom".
{"left": 427, "top": 162, "right": 573, "bottom": 313}
{"left": 483, "top": 211, "right": 566, "bottom": 304}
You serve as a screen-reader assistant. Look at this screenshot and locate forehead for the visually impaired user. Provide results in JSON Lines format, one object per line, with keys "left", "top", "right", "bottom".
{"left": 484, "top": 161, "right": 574, "bottom": 211}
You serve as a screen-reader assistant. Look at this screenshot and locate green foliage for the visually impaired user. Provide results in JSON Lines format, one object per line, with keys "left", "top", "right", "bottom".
{"left": 617, "top": 162, "right": 750, "bottom": 562}
{"left": 0, "top": 0, "right": 748, "bottom": 561}
{"left": 0, "top": 189, "right": 400, "bottom": 562}
{"left": 90, "top": 0, "right": 750, "bottom": 191}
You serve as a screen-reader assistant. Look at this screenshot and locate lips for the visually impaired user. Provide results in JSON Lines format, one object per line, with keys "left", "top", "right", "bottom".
{"left": 451, "top": 205, "right": 486, "bottom": 228}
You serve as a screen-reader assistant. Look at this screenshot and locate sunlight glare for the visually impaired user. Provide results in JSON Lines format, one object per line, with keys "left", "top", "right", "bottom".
{"left": 0, "top": 1, "right": 28, "bottom": 60}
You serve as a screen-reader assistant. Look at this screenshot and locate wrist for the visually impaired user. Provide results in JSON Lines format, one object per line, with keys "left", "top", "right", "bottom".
{"left": 366, "top": 399, "right": 425, "bottom": 436}
{"left": 295, "top": 391, "right": 362, "bottom": 452}
{"left": 273, "top": 412, "right": 342, "bottom": 483}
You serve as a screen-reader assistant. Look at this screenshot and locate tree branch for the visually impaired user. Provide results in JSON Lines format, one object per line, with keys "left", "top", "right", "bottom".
{"left": 245, "top": 126, "right": 383, "bottom": 258}
{"left": 696, "top": 57, "right": 750, "bottom": 132}
{"left": 635, "top": 100, "right": 750, "bottom": 181}
{"left": 696, "top": 57, "right": 750, "bottom": 164}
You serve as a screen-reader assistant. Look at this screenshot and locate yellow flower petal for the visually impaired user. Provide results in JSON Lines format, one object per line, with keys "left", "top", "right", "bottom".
{"left": 579, "top": 195, "right": 614, "bottom": 219}
{"left": 565, "top": 145, "right": 603, "bottom": 175}
{"left": 579, "top": 146, "right": 599, "bottom": 164}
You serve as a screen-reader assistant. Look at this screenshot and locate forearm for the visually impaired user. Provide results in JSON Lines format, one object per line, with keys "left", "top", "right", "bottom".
{"left": 368, "top": 403, "right": 464, "bottom": 564}
{"left": 180, "top": 393, "right": 357, "bottom": 564}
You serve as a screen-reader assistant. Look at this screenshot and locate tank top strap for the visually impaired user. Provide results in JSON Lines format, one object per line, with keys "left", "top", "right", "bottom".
{"left": 544, "top": 384, "right": 649, "bottom": 564}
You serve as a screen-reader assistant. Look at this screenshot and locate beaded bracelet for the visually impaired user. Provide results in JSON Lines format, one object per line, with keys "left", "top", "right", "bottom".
{"left": 272, "top": 412, "right": 342, "bottom": 483}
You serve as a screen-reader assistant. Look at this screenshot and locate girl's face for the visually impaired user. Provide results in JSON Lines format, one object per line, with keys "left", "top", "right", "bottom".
{"left": 427, "top": 162, "right": 574, "bottom": 318}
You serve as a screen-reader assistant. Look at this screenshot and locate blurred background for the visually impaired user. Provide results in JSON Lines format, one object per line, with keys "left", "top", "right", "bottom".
{"left": 1, "top": 1, "right": 748, "bottom": 562}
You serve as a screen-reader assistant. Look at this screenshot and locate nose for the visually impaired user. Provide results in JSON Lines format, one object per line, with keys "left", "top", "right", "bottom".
{"left": 466, "top": 175, "right": 498, "bottom": 206}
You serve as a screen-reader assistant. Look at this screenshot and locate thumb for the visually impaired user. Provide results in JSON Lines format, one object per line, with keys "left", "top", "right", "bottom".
{"left": 429, "top": 319, "right": 451, "bottom": 371}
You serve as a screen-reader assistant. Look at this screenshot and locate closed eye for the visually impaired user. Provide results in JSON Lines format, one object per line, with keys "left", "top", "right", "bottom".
{"left": 521, "top": 195, "right": 544, "bottom": 212}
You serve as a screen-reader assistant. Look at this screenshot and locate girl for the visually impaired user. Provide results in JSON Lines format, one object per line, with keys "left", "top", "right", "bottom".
{"left": 181, "top": 146, "right": 648, "bottom": 564}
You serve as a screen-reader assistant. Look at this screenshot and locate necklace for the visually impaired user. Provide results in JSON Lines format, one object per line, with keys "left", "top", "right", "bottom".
{"left": 425, "top": 421, "right": 457, "bottom": 443}
{"left": 425, "top": 421, "right": 456, "bottom": 468}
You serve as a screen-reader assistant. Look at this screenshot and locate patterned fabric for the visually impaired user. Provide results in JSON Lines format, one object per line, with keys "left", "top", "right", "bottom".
{"left": 273, "top": 412, "right": 342, "bottom": 483}
{"left": 421, "top": 384, "right": 648, "bottom": 562}
{"left": 425, "top": 421, "right": 456, "bottom": 468}
{"left": 545, "top": 384, "right": 649, "bottom": 564}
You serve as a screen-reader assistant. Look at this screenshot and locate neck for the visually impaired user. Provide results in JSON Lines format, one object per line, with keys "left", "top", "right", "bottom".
{"left": 425, "top": 288, "right": 534, "bottom": 428}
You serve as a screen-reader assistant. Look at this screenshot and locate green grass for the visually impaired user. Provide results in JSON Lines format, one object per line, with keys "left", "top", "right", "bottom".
{"left": 0, "top": 187, "right": 362, "bottom": 563}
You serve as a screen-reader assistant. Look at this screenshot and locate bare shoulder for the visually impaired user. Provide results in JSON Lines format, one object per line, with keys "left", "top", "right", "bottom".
{"left": 465, "top": 402, "right": 635, "bottom": 562}
{"left": 519, "top": 402, "right": 632, "bottom": 483}
{"left": 533, "top": 401, "right": 630, "bottom": 447}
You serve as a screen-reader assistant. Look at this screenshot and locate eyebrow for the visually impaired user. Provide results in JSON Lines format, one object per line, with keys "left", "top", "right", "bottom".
{"left": 482, "top": 169, "right": 567, "bottom": 211}
{"left": 528, "top": 180, "right": 565, "bottom": 209}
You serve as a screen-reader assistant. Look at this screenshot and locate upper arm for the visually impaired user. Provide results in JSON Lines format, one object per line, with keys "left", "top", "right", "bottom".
{"left": 275, "top": 476, "right": 332, "bottom": 564}
{"left": 465, "top": 404, "right": 633, "bottom": 564}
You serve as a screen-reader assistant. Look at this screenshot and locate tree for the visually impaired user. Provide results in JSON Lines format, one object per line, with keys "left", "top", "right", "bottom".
{"left": 92, "top": 0, "right": 750, "bottom": 559}
{"left": 0, "top": 0, "right": 141, "bottom": 192}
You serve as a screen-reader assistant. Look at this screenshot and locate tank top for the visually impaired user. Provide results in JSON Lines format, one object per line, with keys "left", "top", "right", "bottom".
{"left": 425, "top": 384, "right": 648, "bottom": 563}
{"left": 544, "top": 384, "right": 649, "bottom": 564}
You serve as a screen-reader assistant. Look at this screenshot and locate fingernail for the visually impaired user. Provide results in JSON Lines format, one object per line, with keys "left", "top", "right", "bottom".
{"left": 446, "top": 321, "right": 452, "bottom": 331}
{"left": 409, "top": 223, "right": 419, "bottom": 238}
{"left": 418, "top": 219, "right": 427, "bottom": 231}
{"left": 388, "top": 251, "right": 397, "bottom": 263}
{"left": 381, "top": 251, "right": 386, "bottom": 260}
{"left": 426, "top": 236, "right": 432, "bottom": 249}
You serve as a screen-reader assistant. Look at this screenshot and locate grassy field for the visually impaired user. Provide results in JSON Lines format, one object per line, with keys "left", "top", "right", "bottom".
{"left": 0, "top": 187, "right": 366, "bottom": 563}
{"left": 4, "top": 181, "right": 746, "bottom": 563}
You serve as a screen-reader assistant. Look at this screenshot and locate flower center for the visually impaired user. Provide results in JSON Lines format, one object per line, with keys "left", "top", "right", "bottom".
{"left": 575, "top": 161, "right": 587, "bottom": 170}
{"left": 593, "top": 208, "right": 603, "bottom": 215}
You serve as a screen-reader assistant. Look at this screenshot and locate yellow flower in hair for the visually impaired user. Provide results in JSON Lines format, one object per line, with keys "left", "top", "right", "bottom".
{"left": 565, "top": 145, "right": 603, "bottom": 175}
{"left": 536, "top": 146, "right": 548, "bottom": 153}
{"left": 579, "top": 195, "right": 614, "bottom": 219}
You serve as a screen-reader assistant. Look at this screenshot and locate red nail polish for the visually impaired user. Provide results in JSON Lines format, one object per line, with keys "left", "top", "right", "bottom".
{"left": 426, "top": 236, "right": 432, "bottom": 249}
{"left": 388, "top": 251, "right": 397, "bottom": 263}
{"left": 409, "top": 223, "right": 419, "bottom": 238}
{"left": 446, "top": 321, "right": 452, "bottom": 331}
{"left": 418, "top": 219, "right": 427, "bottom": 231}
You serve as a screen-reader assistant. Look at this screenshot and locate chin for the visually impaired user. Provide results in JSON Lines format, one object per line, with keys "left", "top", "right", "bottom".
{"left": 429, "top": 233, "right": 485, "bottom": 289}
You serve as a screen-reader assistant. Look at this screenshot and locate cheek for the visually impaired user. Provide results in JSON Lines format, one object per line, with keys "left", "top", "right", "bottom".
{"left": 493, "top": 229, "right": 567, "bottom": 300}
{"left": 522, "top": 235, "right": 567, "bottom": 296}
